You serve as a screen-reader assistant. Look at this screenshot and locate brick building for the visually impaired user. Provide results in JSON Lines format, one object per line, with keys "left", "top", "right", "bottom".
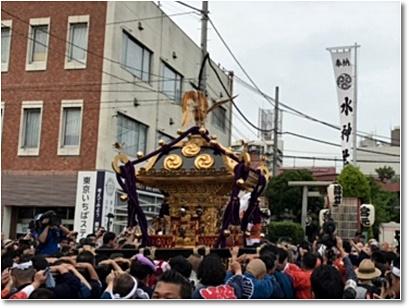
{"left": 1, "top": 1, "right": 233, "bottom": 238}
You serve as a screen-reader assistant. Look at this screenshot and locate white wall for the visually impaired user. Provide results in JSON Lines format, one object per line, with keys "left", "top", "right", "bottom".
{"left": 379, "top": 222, "right": 400, "bottom": 244}
{"left": 96, "top": 1, "right": 233, "bottom": 170}
{"left": 1, "top": 206, "right": 12, "bottom": 239}
{"left": 356, "top": 145, "right": 400, "bottom": 175}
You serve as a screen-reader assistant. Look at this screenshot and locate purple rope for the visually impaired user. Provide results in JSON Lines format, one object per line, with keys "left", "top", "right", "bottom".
{"left": 117, "top": 162, "right": 150, "bottom": 246}
{"left": 114, "top": 124, "right": 263, "bottom": 248}
{"left": 215, "top": 161, "right": 249, "bottom": 248}
{"left": 241, "top": 171, "right": 266, "bottom": 231}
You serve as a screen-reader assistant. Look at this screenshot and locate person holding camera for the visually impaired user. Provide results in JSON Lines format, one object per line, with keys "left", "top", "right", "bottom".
{"left": 35, "top": 211, "right": 70, "bottom": 256}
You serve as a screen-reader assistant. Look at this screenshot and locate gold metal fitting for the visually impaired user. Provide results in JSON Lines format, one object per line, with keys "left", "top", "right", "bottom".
{"left": 209, "top": 139, "right": 218, "bottom": 146}
{"left": 236, "top": 179, "right": 245, "bottom": 186}
{"left": 177, "top": 129, "right": 184, "bottom": 135}
{"left": 158, "top": 139, "right": 165, "bottom": 146}
{"left": 199, "top": 127, "right": 207, "bottom": 134}
{"left": 120, "top": 194, "right": 128, "bottom": 202}
{"left": 223, "top": 229, "right": 231, "bottom": 236}
{"left": 137, "top": 151, "right": 144, "bottom": 159}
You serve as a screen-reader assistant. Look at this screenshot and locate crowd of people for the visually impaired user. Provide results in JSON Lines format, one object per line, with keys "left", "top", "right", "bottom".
{"left": 1, "top": 211, "right": 400, "bottom": 300}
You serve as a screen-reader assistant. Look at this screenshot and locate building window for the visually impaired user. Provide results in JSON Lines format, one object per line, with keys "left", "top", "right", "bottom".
{"left": 117, "top": 113, "right": 148, "bottom": 156}
{"left": 26, "top": 18, "right": 50, "bottom": 71}
{"left": 1, "top": 20, "right": 12, "bottom": 72}
{"left": 58, "top": 100, "right": 83, "bottom": 156}
{"left": 161, "top": 62, "right": 183, "bottom": 102}
{"left": 212, "top": 105, "right": 226, "bottom": 131}
{"left": 18, "top": 101, "right": 43, "bottom": 156}
{"left": 65, "top": 15, "right": 89, "bottom": 69}
{"left": 122, "top": 31, "right": 151, "bottom": 82}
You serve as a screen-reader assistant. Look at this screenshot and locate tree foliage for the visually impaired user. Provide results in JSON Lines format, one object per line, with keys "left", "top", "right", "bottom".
{"left": 367, "top": 176, "right": 400, "bottom": 237}
{"left": 375, "top": 166, "right": 396, "bottom": 183}
{"left": 337, "top": 165, "right": 370, "bottom": 202}
{"left": 266, "top": 221, "right": 305, "bottom": 245}
{"left": 265, "top": 169, "right": 315, "bottom": 218}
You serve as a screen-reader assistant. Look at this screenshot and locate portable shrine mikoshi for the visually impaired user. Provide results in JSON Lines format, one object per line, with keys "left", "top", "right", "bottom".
{"left": 112, "top": 90, "right": 271, "bottom": 248}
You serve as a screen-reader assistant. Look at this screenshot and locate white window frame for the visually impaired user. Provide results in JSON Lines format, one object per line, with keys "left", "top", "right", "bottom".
{"left": 1, "top": 20, "right": 12, "bottom": 72}
{"left": 121, "top": 30, "right": 152, "bottom": 82}
{"left": 64, "top": 15, "right": 90, "bottom": 70}
{"left": 25, "top": 17, "right": 50, "bottom": 71}
{"left": 161, "top": 61, "right": 183, "bottom": 103}
{"left": 1, "top": 101, "right": 5, "bottom": 140}
{"left": 18, "top": 101, "right": 43, "bottom": 156}
{"left": 116, "top": 112, "right": 148, "bottom": 156}
{"left": 58, "top": 100, "right": 83, "bottom": 156}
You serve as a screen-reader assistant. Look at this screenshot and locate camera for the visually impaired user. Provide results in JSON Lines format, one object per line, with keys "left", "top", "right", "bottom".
{"left": 343, "top": 279, "right": 357, "bottom": 299}
{"left": 372, "top": 277, "right": 388, "bottom": 290}
{"left": 41, "top": 210, "right": 61, "bottom": 227}
{"left": 319, "top": 218, "right": 337, "bottom": 248}
{"left": 318, "top": 217, "right": 337, "bottom": 264}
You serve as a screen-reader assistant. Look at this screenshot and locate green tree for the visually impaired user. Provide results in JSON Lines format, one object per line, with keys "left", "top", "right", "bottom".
{"left": 375, "top": 166, "right": 396, "bottom": 183}
{"left": 367, "top": 176, "right": 400, "bottom": 237}
{"left": 265, "top": 169, "right": 316, "bottom": 218}
{"left": 337, "top": 165, "right": 370, "bottom": 202}
{"left": 266, "top": 221, "right": 304, "bottom": 244}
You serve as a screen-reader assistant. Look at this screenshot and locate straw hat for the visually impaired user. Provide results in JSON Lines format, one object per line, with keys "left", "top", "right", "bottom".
{"left": 355, "top": 259, "right": 381, "bottom": 280}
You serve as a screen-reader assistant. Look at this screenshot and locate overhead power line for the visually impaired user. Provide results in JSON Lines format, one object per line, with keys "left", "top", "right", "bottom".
{"left": 282, "top": 131, "right": 400, "bottom": 158}
{"left": 206, "top": 15, "right": 397, "bottom": 145}
{"left": 207, "top": 56, "right": 277, "bottom": 134}
{"left": 1, "top": 22, "right": 166, "bottom": 94}
{"left": 1, "top": 9, "right": 197, "bottom": 83}
{"left": 106, "top": 11, "right": 198, "bottom": 25}
{"left": 283, "top": 155, "right": 400, "bottom": 164}
{"left": 175, "top": 1, "right": 203, "bottom": 13}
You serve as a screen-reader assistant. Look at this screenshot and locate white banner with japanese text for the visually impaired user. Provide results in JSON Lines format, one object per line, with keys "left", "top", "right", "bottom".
{"left": 329, "top": 48, "right": 355, "bottom": 165}
{"left": 74, "top": 171, "right": 97, "bottom": 238}
{"left": 101, "top": 171, "right": 117, "bottom": 230}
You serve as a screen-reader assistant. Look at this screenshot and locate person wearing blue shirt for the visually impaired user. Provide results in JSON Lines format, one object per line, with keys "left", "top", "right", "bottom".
{"left": 35, "top": 214, "right": 70, "bottom": 256}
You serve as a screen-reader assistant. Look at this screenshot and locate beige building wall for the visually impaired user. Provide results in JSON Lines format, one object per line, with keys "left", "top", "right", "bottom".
{"left": 356, "top": 146, "right": 400, "bottom": 176}
{"left": 96, "top": 1, "right": 233, "bottom": 171}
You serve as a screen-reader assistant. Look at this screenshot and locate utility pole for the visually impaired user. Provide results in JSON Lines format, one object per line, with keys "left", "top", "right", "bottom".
{"left": 199, "top": 1, "right": 209, "bottom": 94}
{"left": 272, "top": 86, "right": 279, "bottom": 177}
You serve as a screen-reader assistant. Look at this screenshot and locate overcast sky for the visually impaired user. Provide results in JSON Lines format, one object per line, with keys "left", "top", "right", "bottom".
{"left": 159, "top": 1, "right": 401, "bottom": 170}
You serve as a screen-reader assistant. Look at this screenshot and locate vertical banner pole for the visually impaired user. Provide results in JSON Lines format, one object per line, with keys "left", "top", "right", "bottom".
{"left": 352, "top": 43, "right": 358, "bottom": 165}
{"left": 327, "top": 44, "right": 360, "bottom": 167}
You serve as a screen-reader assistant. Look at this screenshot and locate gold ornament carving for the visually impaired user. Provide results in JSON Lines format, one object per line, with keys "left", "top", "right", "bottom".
{"left": 163, "top": 154, "right": 183, "bottom": 171}
{"left": 181, "top": 143, "right": 201, "bottom": 157}
{"left": 194, "top": 154, "right": 214, "bottom": 170}
{"left": 112, "top": 153, "right": 129, "bottom": 174}
{"left": 258, "top": 165, "right": 272, "bottom": 181}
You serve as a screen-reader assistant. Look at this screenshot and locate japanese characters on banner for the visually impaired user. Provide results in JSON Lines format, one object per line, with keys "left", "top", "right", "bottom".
{"left": 74, "top": 171, "right": 117, "bottom": 238}
{"left": 329, "top": 49, "right": 355, "bottom": 165}
{"left": 74, "top": 171, "right": 97, "bottom": 238}
{"left": 101, "top": 171, "right": 117, "bottom": 229}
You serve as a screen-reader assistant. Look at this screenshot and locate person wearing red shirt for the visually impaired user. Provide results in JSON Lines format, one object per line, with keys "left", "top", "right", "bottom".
{"left": 285, "top": 252, "right": 317, "bottom": 299}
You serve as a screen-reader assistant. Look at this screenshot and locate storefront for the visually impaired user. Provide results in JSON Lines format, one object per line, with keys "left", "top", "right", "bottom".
{"left": 1, "top": 170, "right": 77, "bottom": 239}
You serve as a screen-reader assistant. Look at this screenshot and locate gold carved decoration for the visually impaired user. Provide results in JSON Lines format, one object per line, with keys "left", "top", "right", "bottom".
{"left": 258, "top": 156, "right": 272, "bottom": 181}
{"left": 194, "top": 154, "right": 214, "bottom": 170}
{"left": 163, "top": 154, "right": 183, "bottom": 171}
{"left": 181, "top": 143, "right": 201, "bottom": 157}
{"left": 112, "top": 153, "right": 129, "bottom": 174}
